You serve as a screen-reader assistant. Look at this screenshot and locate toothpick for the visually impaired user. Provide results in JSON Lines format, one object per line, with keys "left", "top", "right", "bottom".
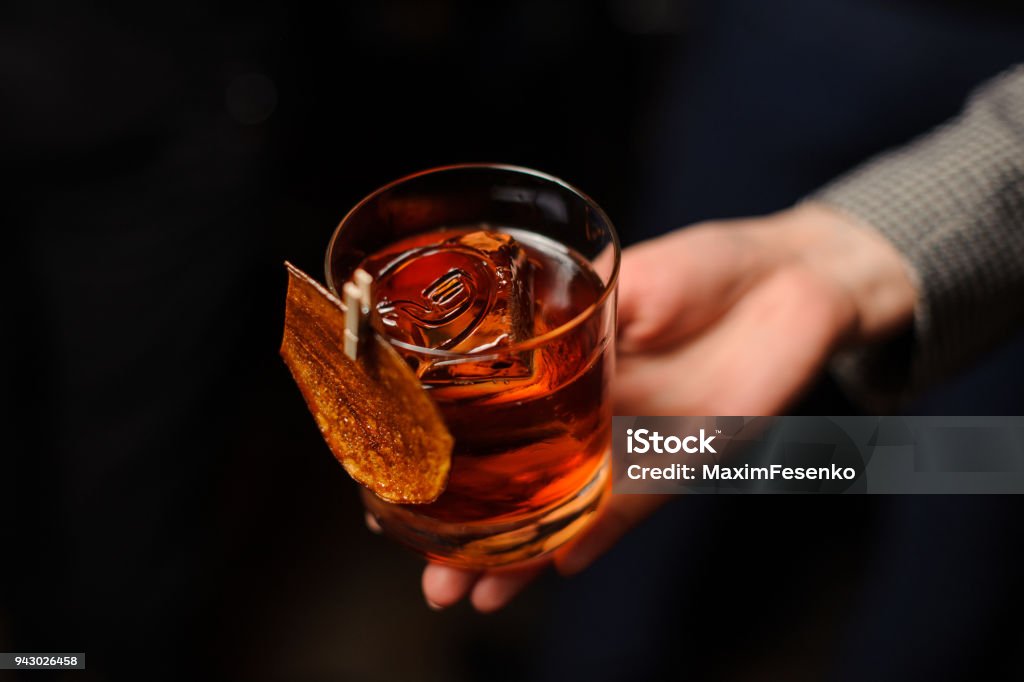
{"left": 343, "top": 281, "right": 362, "bottom": 361}
{"left": 354, "top": 268, "right": 373, "bottom": 314}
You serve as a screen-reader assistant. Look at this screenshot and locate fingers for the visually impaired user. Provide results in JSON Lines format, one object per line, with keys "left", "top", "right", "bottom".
{"left": 469, "top": 561, "right": 548, "bottom": 613}
{"left": 372, "top": 516, "right": 483, "bottom": 611}
{"left": 419, "top": 495, "right": 668, "bottom": 612}
{"left": 364, "top": 512, "right": 382, "bottom": 534}
{"left": 615, "top": 266, "right": 848, "bottom": 416}
{"left": 422, "top": 563, "right": 481, "bottom": 610}
{"left": 421, "top": 560, "right": 548, "bottom": 613}
{"left": 615, "top": 226, "right": 762, "bottom": 356}
{"left": 554, "top": 494, "right": 670, "bottom": 576}
{"left": 615, "top": 238, "right": 690, "bottom": 352}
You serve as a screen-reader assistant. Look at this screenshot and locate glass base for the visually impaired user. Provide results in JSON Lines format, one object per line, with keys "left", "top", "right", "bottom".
{"left": 362, "top": 454, "right": 610, "bottom": 568}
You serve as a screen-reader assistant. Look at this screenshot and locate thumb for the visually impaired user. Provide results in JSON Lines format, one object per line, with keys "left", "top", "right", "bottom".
{"left": 613, "top": 234, "right": 706, "bottom": 354}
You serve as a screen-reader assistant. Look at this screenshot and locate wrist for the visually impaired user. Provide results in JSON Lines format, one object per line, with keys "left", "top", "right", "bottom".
{"left": 762, "top": 203, "right": 919, "bottom": 345}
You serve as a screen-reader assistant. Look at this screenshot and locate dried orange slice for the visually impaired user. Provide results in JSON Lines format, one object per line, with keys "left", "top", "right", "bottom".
{"left": 280, "top": 262, "right": 453, "bottom": 504}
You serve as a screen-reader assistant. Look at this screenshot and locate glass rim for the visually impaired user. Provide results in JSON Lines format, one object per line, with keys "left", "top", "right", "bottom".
{"left": 324, "top": 162, "right": 621, "bottom": 359}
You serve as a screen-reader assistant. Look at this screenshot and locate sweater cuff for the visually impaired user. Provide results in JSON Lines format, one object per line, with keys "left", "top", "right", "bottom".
{"left": 810, "top": 66, "right": 1024, "bottom": 410}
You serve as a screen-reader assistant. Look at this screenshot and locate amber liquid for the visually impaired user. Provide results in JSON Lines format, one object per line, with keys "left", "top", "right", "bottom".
{"left": 355, "top": 227, "right": 611, "bottom": 528}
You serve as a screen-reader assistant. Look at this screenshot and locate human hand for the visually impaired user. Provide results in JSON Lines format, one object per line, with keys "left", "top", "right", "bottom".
{"left": 416, "top": 202, "right": 917, "bottom": 612}
{"left": 614, "top": 202, "right": 917, "bottom": 415}
{"left": 407, "top": 493, "right": 670, "bottom": 612}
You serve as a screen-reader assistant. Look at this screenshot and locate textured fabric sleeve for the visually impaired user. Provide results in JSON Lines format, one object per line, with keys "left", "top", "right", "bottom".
{"left": 811, "top": 65, "right": 1024, "bottom": 410}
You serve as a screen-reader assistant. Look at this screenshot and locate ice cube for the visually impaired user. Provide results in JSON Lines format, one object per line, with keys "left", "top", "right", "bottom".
{"left": 371, "top": 229, "right": 535, "bottom": 381}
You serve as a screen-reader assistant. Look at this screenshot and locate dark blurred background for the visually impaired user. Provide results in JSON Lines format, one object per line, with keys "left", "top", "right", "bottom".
{"left": 4, "top": 1, "right": 1024, "bottom": 680}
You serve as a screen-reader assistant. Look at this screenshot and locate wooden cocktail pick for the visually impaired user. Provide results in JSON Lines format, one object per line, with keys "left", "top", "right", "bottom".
{"left": 280, "top": 262, "right": 453, "bottom": 504}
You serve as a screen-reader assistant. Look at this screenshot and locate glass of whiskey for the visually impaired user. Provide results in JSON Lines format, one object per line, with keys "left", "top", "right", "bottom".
{"left": 325, "top": 164, "right": 619, "bottom": 567}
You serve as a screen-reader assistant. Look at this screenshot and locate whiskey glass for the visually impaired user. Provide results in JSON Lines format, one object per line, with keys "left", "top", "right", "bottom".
{"left": 325, "top": 164, "right": 619, "bottom": 567}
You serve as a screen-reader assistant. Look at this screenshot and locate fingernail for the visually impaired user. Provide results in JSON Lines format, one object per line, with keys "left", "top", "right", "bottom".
{"left": 426, "top": 599, "right": 444, "bottom": 611}
{"left": 365, "top": 512, "right": 383, "bottom": 534}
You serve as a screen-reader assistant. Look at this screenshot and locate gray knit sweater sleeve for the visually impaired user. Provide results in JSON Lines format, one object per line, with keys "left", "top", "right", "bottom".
{"left": 812, "top": 65, "right": 1024, "bottom": 410}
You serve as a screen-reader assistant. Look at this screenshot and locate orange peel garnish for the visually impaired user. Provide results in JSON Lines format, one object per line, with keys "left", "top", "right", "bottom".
{"left": 280, "top": 262, "right": 453, "bottom": 504}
